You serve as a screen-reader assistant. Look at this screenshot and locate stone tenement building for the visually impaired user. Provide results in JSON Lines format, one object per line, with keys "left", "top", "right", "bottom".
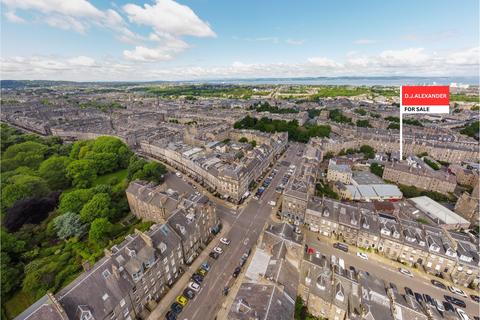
{"left": 281, "top": 142, "right": 319, "bottom": 223}
{"left": 302, "top": 197, "right": 479, "bottom": 289}
{"left": 299, "top": 251, "right": 432, "bottom": 320}
{"left": 313, "top": 126, "right": 479, "bottom": 164}
{"left": 455, "top": 179, "right": 480, "bottom": 224}
{"left": 382, "top": 162, "right": 456, "bottom": 195}
{"left": 126, "top": 180, "right": 215, "bottom": 224}
{"left": 140, "top": 130, "right": 288, "bottom": 203}
{"left": 16, "top": 188, "right": 219, "bottom": 320}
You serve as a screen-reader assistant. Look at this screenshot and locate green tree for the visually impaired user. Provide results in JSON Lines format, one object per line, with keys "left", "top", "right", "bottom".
{"left": 127, "top": 157, "right": 148, "bottom": 180}
{"left": 38, "top": 156, "right": 72, "bottom": 190}
{"left": 69, "top": 140, "right": 91, "bottom": 159}
{"left": 2, "top": 141, "right": 48, "bottom": 171}
{"left": 239, "top": 137, "right": 248, "bottom": 143}
{"left": 53, "top": 212, "right": 86, "bottom": 239}
{"left": 1, "top": 253, "right": 22, "bottom": 300}
{"left": 1, "top": 175, "right": 50, "bottom": 209}
{"left": 460, "top": 121, "right": 479, "bottom": 139}
{"left": 130, "top": 161, "right": 166, "bottom": 183}
{"left": 360, "top": 145, "right": 375, "bottom": 159}
{"left": 370, "top": 163, "right": 384, "bottom": 177}
{"left": 58, "top": 188, "right": 95, "bottom": 214}
{"left": 80, "top": 193, "right": 112, "bottom": 223}
{"left": 66, "top": 159, "right": 97, "bottom": 188}
{"left": 85, "top": 152, "right": 119, "bottom": 175}
{"left": 91, "top": 136, "right": 132, "bottom": 168}
{"left": 88, "top": 218, "right": 113, "bottom": 243}
{"left": 250, "top": 140, "right": 257, "bottom": 148}
{"left": 356, "top": 119, "right": 372, "bottom": 128}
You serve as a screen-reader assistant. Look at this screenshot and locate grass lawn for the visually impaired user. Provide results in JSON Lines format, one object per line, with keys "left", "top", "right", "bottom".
{"left": 5, "top": 291, "right": 35, "bottom": 319}
{"left": 93, "top": 169, "right": 128, "bottom": 186}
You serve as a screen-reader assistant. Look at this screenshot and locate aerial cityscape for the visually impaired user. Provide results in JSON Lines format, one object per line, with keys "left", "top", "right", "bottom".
{"left": 0, "top": 1, "right": 479, "bottom": 320}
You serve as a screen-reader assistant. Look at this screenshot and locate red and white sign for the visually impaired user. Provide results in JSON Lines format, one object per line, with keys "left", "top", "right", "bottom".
{"left": 401, "top": 85, "right": 450, "bottom": 114}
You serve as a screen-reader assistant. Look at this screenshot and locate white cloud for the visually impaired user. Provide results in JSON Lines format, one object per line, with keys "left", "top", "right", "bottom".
{"left": 1, "top": 0, "right": 103, "bottom": 18}
{"left": 123, "top": 36, "right": 189, "bottom": 62}
{"left": 67, "top": 55, "right": 95, "bottom": 66}
{"left": 1, "top": 0, "right": 213, "bottom": 62}
{"left": 45, "top": 15, "right": 87, "bottom": 34}
{"left": 4, "top": 10, "right": 26, "bottom": 23}
{"left": 445, "top": 47, "right": 479, "bottom": 65}
{"left": 346, "top": 48, "right": 429, "bottom": 68}
{"left": 353, "top": 39, "right": 376, "bottom": 45}
{"left": 2, "top": 47, "right": 478, "bottom": 81}
{"left": 307, "top": 57, "right": 339, "bottom": 67}
{"left": 123, "top": 0, "right": 215, "bottom": 38}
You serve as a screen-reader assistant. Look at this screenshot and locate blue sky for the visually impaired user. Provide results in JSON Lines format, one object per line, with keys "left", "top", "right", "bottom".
{"left": 1, "top": 0, "right": 479, "bottom": 81}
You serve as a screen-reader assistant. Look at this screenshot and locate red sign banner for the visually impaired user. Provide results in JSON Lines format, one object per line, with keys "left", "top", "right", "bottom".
{"left": 401, "top": 85, "right": 450, "bottom": 114}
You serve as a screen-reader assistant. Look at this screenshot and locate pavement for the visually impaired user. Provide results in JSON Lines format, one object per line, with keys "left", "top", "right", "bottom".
{"left": 147, "top": 223, "right": 231, "bottom": 320}
{"left": 305, "top": 230, "right": 480, "bottom": 317}
{"left": 145, "top": 143, "right": 302, "bottom": 320}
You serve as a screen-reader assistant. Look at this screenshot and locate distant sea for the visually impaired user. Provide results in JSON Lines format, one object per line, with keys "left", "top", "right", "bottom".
{"left": 185, "top": 76, "right": 479, "bottom": 86}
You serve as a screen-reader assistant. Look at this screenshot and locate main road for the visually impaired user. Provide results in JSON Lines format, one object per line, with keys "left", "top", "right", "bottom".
{"left": 158, "top": 143, "right": 302, "bottom": 320}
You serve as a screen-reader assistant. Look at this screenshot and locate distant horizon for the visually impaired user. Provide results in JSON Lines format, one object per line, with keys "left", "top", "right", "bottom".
{"left": 2, "top": 75, "right": 479, "bottom": 86}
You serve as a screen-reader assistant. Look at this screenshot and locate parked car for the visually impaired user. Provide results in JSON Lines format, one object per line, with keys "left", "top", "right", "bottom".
{"left": 209, "top": 251, "right": 220, "bottom": 259}
{"left": 201, "top": 262, "right": 210, "bottom": 272}
{"left": 240, "top": 253, "right": 249, "bottom": 266}
{"left": 470, "top": 294, "right": 480, "bottom": 303}
{"left": 333, "top": 242, "right": 348, "bottom": 252}
{"left": 434, "top": 299, "right": 445, "bottom": 312}
{"left": 220, "top": 238, "right": 231, "bottom": 245}
{"left": 423, "top": 294, "right": 434, "bottom": 306}
{"left": 398, "top": 268, "right": 413, "bottom": 278}
{"left": 449, "top": 286, "right": 467, "bottom": 297}
{"left": 444, "top": 295, "right": 466, "bottom": 308}
{"left": 191, "top": 274, "right": 204, "bottom": 284}
{"left": 176, "top": 295, "right": 188, "bottom": 306}
{"left": 188, "top": 281, "right": 200, "bottom": 292}
{"left": 213, "top": 247, "right": 223, "bottom": 254}
{"left": 414, "top": 292, "right": 423, "bottom": 304}
{"left": 431, "top": 279, "right": 447, "bottom": 290}
{"left": 165, "top": 311, "right": 177, "bottom": 320}
{"left": 268, "top": 200, "right": 276, "bottom": 206}
{"left": 197, "top": 268, "right": 207, "bottom": 276}
{"left": 183, "top": 288, "right": 195, "bottom": 300}
{"left": 443, "top": 301, "right": 455, "bottom": 312}
{"left": 170, "top": 302, "right": 183, "bottom": 315}
{"left": 356, "top": 252, "right": 368, "bottom": 260}
{"left": 233, "top": 267, "right": 241, "bottom": 278}
{"left": 404, "top": 287, "right": 414, "bottom": 296}
{"left": 456, "top": 308, "right": 470, "bottom": 320}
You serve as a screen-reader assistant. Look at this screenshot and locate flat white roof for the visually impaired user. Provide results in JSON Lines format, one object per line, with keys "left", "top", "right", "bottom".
{"left": 410, "top": 196, "right": 469, "bottom": 225}
{"left": 245, "top": 248, "right": 270, "bottom": 282}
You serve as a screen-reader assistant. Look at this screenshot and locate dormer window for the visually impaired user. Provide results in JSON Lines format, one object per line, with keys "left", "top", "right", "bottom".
{"left": 459, "top": 255, "right": 473, "bottom": 262}
{"left": 323, "top": 209, "right": 330, "bottom": 217}
{"left": 429, "top": 244, "right": 440, "bottom": 253}
{"left": 316, "top": 276, "right": 326, "bottom": 290}
{"left": 132, "top": 270, "right": 143, "bottom": 282}
{"left": 159, "top": 242, "right": 167, "bottom": 254}
{"left": 102, "top": 269, "right": 111, "bottom": 279}
{"left": 80, "top": 311, "right": 93, "bottom": 320}
{"left": 126, "top": 248, "right": 136, "bottom": 257}
{"left": 445, "top": 248, "right": 456, "bottom": 257}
